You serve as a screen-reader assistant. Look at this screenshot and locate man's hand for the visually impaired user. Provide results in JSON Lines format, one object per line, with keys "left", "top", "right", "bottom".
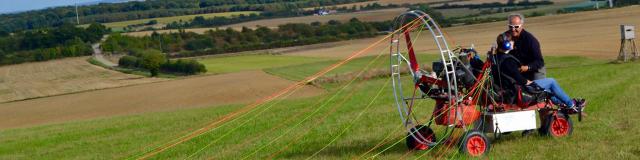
{"left": 519, "top": 65, "right": 529, "bottom": 72}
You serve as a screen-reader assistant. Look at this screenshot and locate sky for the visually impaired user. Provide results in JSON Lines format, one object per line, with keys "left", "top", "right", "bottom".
{"left": 0, "top": 0, "right": 103, "bottom": 14}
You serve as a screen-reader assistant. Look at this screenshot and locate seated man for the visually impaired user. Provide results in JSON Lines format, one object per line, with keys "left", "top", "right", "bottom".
{"left": 493, "top": 33, "right": 586, "bottom": 113}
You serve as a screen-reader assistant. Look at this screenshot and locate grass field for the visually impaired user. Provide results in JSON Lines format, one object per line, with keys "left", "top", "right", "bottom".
{"left": 196, "top": 54, "right": 333, "bottom": 74}
{"left": 1, "top": 54, "right": 638, "bottom": 159}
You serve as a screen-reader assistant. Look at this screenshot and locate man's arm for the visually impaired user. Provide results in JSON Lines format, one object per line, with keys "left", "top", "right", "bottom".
{"left": 525, "top": 35, "right": 544, "bottom": 72}
{"left": 502, "top": 59, "right": 528, "bottom": 86}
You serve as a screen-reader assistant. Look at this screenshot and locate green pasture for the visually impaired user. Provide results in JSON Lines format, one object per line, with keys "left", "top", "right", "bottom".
{"left": 0, "top": 55, "right": 638, "bottom": 159}
{"left": 196, "top": 54, "right": 332, "bottom": 74}
{"left": 264, "top": 53, "right": 441, "bottom": 82}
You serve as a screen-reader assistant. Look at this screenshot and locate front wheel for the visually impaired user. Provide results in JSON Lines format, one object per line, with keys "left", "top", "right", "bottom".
{"left": 459, "top": 130, "right": 490, "bottom": 157}
{"left": 542, "top": 113, "right": 573, "bottom": 137}
{"left": 406, "top": 125, "right": 436, "bottom": 150}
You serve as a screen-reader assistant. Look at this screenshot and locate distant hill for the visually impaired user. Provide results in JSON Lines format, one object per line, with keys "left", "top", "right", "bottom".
{"left": 78, "top": 0, "right": 145, "bottom": 6}
{"left": 0, "top": 0, "right": 369, "bottom": 33}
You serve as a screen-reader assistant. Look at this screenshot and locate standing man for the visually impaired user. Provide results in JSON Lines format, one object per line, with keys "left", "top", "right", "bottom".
{"left": 506, "top": 13, "right": 546, "bottom": 80}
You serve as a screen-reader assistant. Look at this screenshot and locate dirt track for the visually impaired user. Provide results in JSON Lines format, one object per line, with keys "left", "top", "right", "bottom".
{"left": 0, "top": 71, "right": 323, "bottom": 129}
{"left": 285, "top": 5, "right": 640, "bottom": 59}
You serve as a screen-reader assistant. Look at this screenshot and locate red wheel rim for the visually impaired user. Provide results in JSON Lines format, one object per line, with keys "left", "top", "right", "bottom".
{"left": 415, "top": 134, "right": 434, "bottom": 150}
{"left": 466, "top": 136, "right": 486, "bottom": 156}
{"left": 415, "top": 143, "right": 428, "bottom": 150}
{"left": 551, "top": 117, "right": 570, "bottom": 137}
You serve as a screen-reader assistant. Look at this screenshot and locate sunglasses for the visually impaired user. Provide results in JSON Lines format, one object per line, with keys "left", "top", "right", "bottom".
{"left": 508, "top": 24, "right": 522, "bottom": 29}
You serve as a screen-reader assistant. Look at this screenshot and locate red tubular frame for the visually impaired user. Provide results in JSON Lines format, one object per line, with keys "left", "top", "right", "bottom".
{"left": 404, "top": 24, "right": 420, "bottom": 75}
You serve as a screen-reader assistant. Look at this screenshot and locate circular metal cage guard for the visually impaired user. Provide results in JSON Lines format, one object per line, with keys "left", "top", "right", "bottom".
{"left": 389, "top": 10, "right": 462, "bottom": 146}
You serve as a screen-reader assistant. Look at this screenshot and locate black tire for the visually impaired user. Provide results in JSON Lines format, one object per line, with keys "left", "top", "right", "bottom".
{"left": 541, "top": 113, "right": 573, "bottom": 137}
{"left": 406, "top": 125, "right": 436, "bottom": 150}
{"left": 459, "top": 130, "right": 491, "bottom": 157}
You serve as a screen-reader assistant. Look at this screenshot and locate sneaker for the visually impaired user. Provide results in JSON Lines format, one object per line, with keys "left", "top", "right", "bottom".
{"left": 576, "top": 98, "right": 587, "bottom": 110}
{"left": 565, "top": 98, "right": 586, "bottom": 114}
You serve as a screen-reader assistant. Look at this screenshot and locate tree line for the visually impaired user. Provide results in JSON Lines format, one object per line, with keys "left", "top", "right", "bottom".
{"left": 0, "top": 23, "right": 109, "bottom": 65}
{"left": 615, "top": 0, "right": 640, "bottom": 6}
{"left": 105, "top": 18, "right": 391, "bottom": 58}
{"left": 118, "top": 49, "right": 206, "bottom": 76}
{"left": 108, "top": 18, "right": 389, "bottom": 76}
{"left": 0, "top": 0, "right": 369, "bottom": 33}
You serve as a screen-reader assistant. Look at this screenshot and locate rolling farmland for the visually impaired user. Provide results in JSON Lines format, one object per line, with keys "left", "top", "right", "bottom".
{"left": 1, "top": 55, "right": 637, "bottom": 159}
{"left": 0, "top": 3, "right": 638, "bottom": 160}
{"left": 124, "top": 0, "right": 584, "bottom": 37}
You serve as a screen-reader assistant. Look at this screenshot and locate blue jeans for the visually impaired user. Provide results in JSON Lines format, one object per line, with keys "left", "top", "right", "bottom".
{"left": 533, "top": 78, "right": 575, "bottom": 107}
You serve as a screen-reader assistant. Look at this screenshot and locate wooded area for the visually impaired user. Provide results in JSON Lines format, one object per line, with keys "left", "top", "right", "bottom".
{"left": 0, "top": 0, "right": 369, "bottom": 33}
{"left": 0, "top": 23, "right": 109, "bottom": 65}
{"left": 105, "top": 18, "right": 390, "bottom": 58}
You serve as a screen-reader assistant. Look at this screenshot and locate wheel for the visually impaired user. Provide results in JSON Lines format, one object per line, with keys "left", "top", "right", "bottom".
{"left": 542, "top": 113, "right": 573, "bottom": 137}
{"left": 459, "top": 130, "right": 490, "bottom": 157}
{"left": 406, "top": 125, "right": 436, "bottom": 150}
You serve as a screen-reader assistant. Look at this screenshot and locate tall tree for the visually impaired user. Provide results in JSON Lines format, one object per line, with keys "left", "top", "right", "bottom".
{"left": 139, "top": 49, "right": 166, "bottom": 77}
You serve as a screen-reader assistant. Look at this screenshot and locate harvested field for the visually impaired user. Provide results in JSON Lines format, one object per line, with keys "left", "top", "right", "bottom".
{"left": 285, "top": 5, "right": 640, "bottom": 59}
{"left": 0, "top": 70, "right": 323, "bottom": 129}
{"left": 457, "top": 0, "right": 585, "bottom": 20}
{"left": 223, "top": 8, "right": 405, "bottom": 29}
{"left": 432, "top": 0, "right": 580, "bottom": 6}
{"left": 0, "top": 57, "right": 163, "bottom": 102}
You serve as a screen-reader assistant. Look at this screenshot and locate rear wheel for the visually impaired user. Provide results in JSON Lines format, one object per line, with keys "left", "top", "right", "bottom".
{"left": 406, "top": 125, "right": 436, "bottom": 150}
{"left": 459, "top": 130, "right": 490, "bottom": 157}
{"left": 542, "top": 113, "right": 573, "bottom": 137}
